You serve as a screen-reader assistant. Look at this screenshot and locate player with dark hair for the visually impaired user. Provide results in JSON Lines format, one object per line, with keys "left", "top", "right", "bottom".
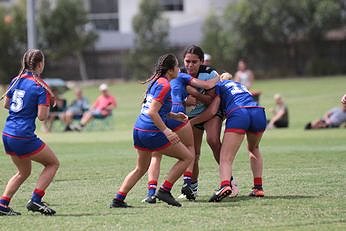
{"left": 110, "top": 54, "right": 193, "bottom": 208}
{"left": 180, "top": 45, "right": 239, "bottom": 199}
{"left": 190, "top": 76, "right": 266, "bottom": 201}
{"left": 142, "top": 72, "right": 219, "bottom": 203}
{"left": 0, "top": 49, "right": 60, "bottom": 216}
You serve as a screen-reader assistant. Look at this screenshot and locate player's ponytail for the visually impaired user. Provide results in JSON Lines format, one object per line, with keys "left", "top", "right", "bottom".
{"left": 0, "top": 49, "right": 56, "bottom": 106}
{"left": 141, "top": 53, "right": 177, "bottom": 103}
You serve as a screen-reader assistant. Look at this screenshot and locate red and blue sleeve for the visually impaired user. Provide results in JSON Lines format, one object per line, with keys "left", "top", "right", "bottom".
{"left": 153, "top": 78, "right": 170, "bottom": 104}
{"left": 37, "top": 85, "right": 50, "bottom": 106}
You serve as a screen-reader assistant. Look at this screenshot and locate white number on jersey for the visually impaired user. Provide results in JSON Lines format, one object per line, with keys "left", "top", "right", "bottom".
{"left": 225, "top": 82, "right": 250, "bottom": 95}
{"left": 10, "top": 89, "right": 26, "bottom": 112}
{"left": 140, "top": 95, "right": 153, "bottom": 114}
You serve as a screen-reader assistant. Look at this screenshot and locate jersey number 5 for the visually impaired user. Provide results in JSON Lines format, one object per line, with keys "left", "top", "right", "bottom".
{"left": 11, "top": 89, "right": 26, "bottom": 112}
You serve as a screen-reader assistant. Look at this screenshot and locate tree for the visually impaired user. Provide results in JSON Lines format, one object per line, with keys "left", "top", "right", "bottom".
{"left": 38, "top": 0, "right": 97, "bottom": 81}
{"left": 127, "top": 0, "right": 170, "bottom": 80}
{"left": 202, "top": 0, "right": 346, "bottom": 75}
{"left": 0, "top": 1, "right": 26, "bottom": 84}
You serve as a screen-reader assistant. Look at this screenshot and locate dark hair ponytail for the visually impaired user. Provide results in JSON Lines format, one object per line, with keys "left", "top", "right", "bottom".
{"left": 141, "top": 53, "right": 177, "bottom": 103}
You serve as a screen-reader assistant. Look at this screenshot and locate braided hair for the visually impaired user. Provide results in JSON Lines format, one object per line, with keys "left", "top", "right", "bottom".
{"left": 1, "top": 49, "right": 56, "bottom": 106}
{"left": 141, "top": 53, "right": 177, "bottom": 103}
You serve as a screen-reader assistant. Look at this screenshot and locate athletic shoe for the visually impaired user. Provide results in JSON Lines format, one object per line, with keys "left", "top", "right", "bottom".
{"left": 181, "top": 184, "right": 196, "bottom": 201}
{"left": 155, "top": 189, "right": 181, "bottom": 207}
{"left": 229, "top": 179, "right": 239, "bottom": 198}
{"left": 71, "top": 124, "right": 83, "bottom": 132}
{"left": 26, "top": 200, "right": 56, "bottom": 215}
{"left": 141, "top": 196, "right": 156, "bottom": 204}
{"left": 64, "top": 125, "right": 73, "bottom": 132}
{"left": 110, "top": 199, "right": 132, "bottom": 208}
{"left": 178, "top": 183, "right": 198, "bottom": 199}
{"left": 0, "top": 206, "right": 21, "bottom": 216}
{"left": 208, "top": 185, "right": 232, "bottom": 202}
{"left": 249, "top": 187, "right": 264, "bottom": 197}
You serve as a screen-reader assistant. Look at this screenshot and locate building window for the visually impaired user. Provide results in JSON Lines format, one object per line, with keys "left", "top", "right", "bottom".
{"left": 88, "top": 0, "right": 119, "bottom": 31}
{"left": 160, "top": 0, "right": 184, "bottom": 11}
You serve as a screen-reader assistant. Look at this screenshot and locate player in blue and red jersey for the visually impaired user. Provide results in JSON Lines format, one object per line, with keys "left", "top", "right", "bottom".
{"left": 110, "top": 54, "right": 193, "bottom": 208}
{"left": 190, "top": 73, "right": 267, "bottom": 202}
{"left": 0, "top": 49, "right": 60, "bottom": 216}
{"left": 179, "top": 45, "right": 239, "bottom": 199}
{"left": 142, "top": 72, "right": 218, "bottom": 203}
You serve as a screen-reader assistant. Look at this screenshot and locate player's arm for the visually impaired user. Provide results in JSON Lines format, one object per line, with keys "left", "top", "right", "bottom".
{"left": 147, "top": 99, "right": 180, "bottom": 144}
{"left": 189, "top": 96, "right": 220, "bottom": 126}
{"left": 186, "top": 85, "right": 213, "bottom": 105}
{"left": 189, "top": 75, "right": 219, "bottom": 90}
{"left": 4, "top": 96, "right": 10, "bottom": 109}
{"left": 168, "top": 112, "right": 188, "bottom": 122}
{"left": 37, "top": 105, "right": 50, "bottom": 121}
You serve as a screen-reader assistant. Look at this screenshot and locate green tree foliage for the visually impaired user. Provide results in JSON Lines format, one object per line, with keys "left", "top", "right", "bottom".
{"left": 38, "top": 0, "right": 97, "bottom": 80}
{"left": 0, "top": 1, "right": 26, "bottom": 84}
{"left": 202, "top": 0, "right": 346, "bottom": 75}
{"left": 127, "top": 0, "right": 170, "bottom": 80}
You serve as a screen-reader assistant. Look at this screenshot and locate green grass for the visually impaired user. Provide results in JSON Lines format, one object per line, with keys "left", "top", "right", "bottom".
{"left": 0, "top": 76, "right": 346, "bottom": 230}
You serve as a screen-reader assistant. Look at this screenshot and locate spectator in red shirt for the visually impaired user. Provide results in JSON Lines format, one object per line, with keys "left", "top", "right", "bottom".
{"left": 73, "top": 83, "right": 116, "bottom": 131}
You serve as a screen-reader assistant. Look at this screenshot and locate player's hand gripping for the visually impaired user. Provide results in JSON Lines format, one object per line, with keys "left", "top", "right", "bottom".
{"left": 169, "top": 112, "right": 188, "bottom": 122}
{"left": 163, "top": 128, "right": 180, "bottom": 144}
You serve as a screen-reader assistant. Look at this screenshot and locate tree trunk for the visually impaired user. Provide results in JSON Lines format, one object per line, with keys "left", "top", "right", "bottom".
{"left": 76, "top": 51, "right": 88, "bottom": 81}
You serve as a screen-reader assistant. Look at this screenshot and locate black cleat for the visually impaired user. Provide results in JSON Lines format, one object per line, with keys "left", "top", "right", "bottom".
{"left": 181, "top": 184, "right": 196, "bottom": 201}
{"left": 155, "top": 189, "right": 181, "bottom": 207}
{"left": 208, "top": 185, "right": 232, "bottom": 202}
{"left": 0, "top": 206, "right": 21, "bottom": 216}
{"left": 141, "top": 196, "right": 156, "bottom": 204}
{"left": 26, "top": 200, "right": 56, "bottom": 215}
{"left": 110, "top": 199, "right": 132, "bottom": 208}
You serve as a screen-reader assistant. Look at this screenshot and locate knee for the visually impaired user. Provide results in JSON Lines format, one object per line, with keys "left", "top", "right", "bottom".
{"left": 206, "top": 136, "right": 220, "bottom": 149}
{"left": 17, "top": 169, "right": 31, "bottom": 180}
{"left": 185, "top": 151, "right": 194, "bottom": 163}
{"left": 50, "top": 159, "right": 60, "bottom": 172}
{"left": 135, "top": 165, "right": 149, "bottom": 176}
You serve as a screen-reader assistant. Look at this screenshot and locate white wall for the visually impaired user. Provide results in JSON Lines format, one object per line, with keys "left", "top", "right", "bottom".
{"left": 97, "top": 0, "right": 234, "bottom": 50}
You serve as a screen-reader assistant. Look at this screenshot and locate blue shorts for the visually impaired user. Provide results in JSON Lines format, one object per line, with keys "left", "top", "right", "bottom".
{"left": 225, "top": 107, "right": 266, "bottom": 134}
{"left": 133, "top": 128, "right": 171, "bottom": 152}
{"left": 166, "top": 118, "right": 188, "bottom": 132}
{"left": 2, "top": 133, "right": 46, "bottom": 158}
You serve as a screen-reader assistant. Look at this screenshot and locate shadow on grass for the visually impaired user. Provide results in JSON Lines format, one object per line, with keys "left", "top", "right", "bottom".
{"left": 194, "top": 194, "right": 316, "bottom": 203}
{"left": 261, "top": 195, "right": 316, "bottom": 200}
{"left": 55, "top": 210, "right": 140, "bottom": 217}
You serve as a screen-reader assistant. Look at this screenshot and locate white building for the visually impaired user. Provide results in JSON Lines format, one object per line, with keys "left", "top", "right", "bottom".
{"left": 87, "top": 0, "right": 233, "bottom": 50}
{"left": 1, "top": 0, "right": 233, "bottom": 50}
{"left": 0, "top": 0, "right": 233, "bottom": 79}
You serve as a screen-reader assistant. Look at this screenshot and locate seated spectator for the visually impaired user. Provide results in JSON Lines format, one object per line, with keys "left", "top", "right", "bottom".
{"left": 234, "top": 58, "right": 261, "bottom": 102}
{"left": 61, "top": 87, "right": 89, "bottom": 132}
{"left": 73, "top": 83, "right": 116, "bottom": 131}
{"left": 42, "top": 89, "right": 67, "bottom": 132}
{"left": 305, "top": 100, "right": 346, "bottom": 129}
{"left": 267, "top": 94, "right": 289, "bottom": 129}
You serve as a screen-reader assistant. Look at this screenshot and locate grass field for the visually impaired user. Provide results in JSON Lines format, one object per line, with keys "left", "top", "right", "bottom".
{"left": 0, "top": 76, "right": 346, "bottom": 230}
